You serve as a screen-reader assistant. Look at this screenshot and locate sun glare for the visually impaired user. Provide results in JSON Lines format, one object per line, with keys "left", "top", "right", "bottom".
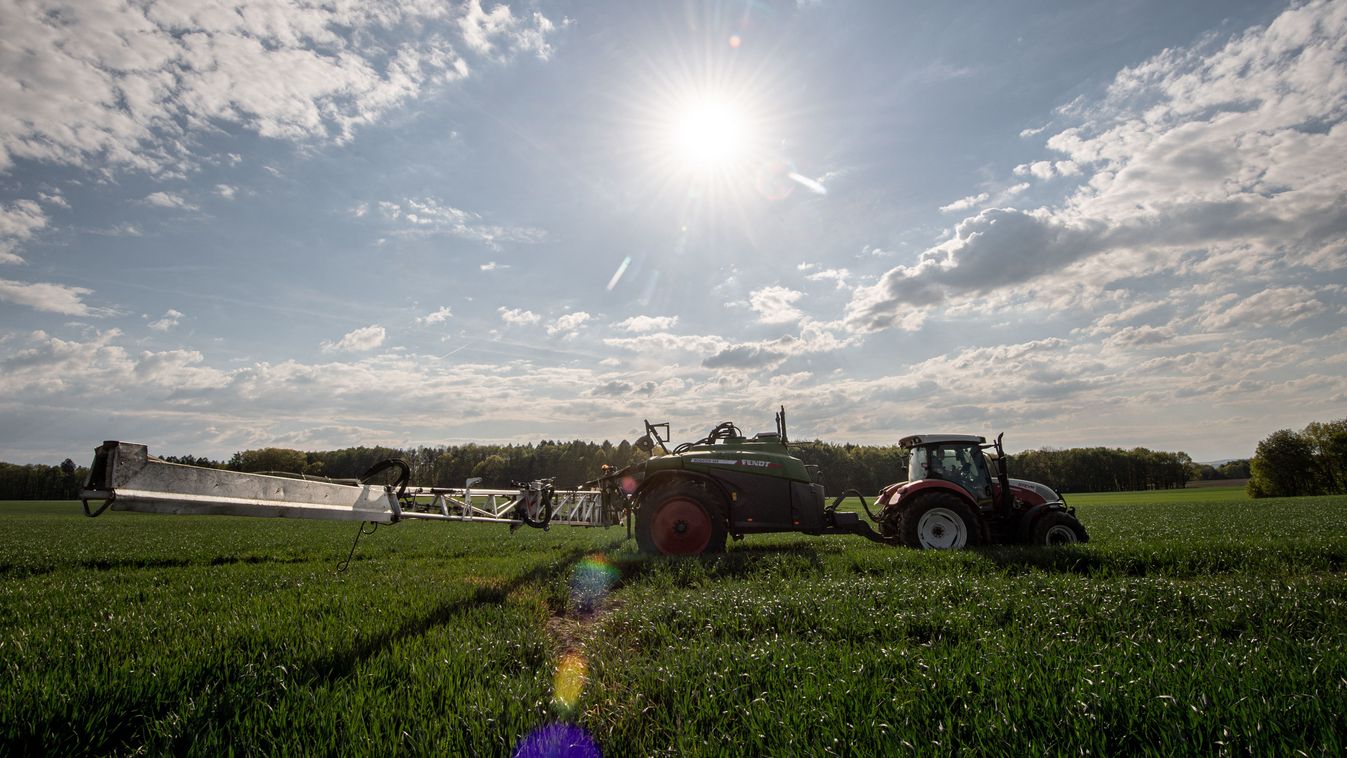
{"left": 625, "top": 51, "right": 804, "bottom": 210}
{"left": 672, "top": 99, "right": 750, "bottom": 170}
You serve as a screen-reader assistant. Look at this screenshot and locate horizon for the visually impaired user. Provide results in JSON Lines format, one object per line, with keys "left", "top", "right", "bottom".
{"left": 3, "top": 0, "right": 1344, "bottom": 465}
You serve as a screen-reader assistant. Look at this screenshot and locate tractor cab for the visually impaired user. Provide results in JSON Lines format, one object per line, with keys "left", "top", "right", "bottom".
{"left": 901, "top": 434, "right": 1002, "bottom": 508}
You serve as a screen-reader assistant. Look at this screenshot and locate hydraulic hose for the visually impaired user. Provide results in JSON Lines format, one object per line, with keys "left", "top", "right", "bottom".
{"left": 515, "top": 480, "right": 554, "bottom": 529}
{"left": 359, "top": 459, "right": 411, "bottom": 499}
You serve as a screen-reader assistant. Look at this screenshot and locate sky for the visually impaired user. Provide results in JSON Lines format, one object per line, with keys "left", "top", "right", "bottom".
{"left": 1, "top": 0, "right": 1344, "bottom": 465}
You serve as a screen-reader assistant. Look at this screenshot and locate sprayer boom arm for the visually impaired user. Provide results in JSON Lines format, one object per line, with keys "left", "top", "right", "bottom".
{"left": 79, "top": 441, "right": 616, "bottom": 528}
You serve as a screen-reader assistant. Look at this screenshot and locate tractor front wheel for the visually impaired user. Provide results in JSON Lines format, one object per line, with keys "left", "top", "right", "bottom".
{"left": 899, "top": 492, "right": 981, "bottom": 550}
{"left": 1029, "top": 511, "right": 1089, "bottom": 546}
{"left": 635, "top": 482, "right": 727, "bottom": 556}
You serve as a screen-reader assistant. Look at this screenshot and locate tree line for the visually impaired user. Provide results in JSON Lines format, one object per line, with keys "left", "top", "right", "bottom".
{"left": 3, "top": 437, "right": 1224, "bottom": 500}
{"left": 18, "top": 421, "right": 1342, "bottom": 502}
{"left": 1247, "top": 418, "right": 1347, "bottom": 498}
{"left": 1005, "top": 447, "right": 1196, "bottom": 493}
{"left": 0, "top": 459, "right": 88, "bottom": 501}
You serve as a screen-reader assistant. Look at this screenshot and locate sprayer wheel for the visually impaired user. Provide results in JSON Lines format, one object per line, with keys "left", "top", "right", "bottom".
{"left": 636, "top": 482, "right": 727, "bottom": 556}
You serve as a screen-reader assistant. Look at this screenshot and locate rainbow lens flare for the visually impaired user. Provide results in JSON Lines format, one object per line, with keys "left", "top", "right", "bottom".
{"left": 512, "top": 723, "right": 600, "bottom": 758}
{"left": 552, "top": 651, "right": 588, "bottom": 712}
{"left": 569, "top": 554, "right": 620, "bottom": 616}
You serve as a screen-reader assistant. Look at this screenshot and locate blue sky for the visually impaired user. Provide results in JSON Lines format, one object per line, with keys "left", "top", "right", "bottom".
{"left": 2, "top": 0, "right": 1344, "bottom": 464}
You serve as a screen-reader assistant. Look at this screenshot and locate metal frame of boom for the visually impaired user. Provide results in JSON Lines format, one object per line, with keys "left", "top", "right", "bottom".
{"left": 79, "top": 441, "right": 622, "bottom": 530}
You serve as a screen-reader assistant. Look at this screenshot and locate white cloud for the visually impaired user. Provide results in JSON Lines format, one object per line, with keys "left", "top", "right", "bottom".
{"left": 850, "top": 0, "right": 1347, "bottom": 337}
{"left": 1104, "top": 324, "right": 1176, "bottom": 349}
{"left": 0, "top": 199, "right": 49, "bottom": 264}
{"left": 90, "top": 223, "right": 143, "bottom": 238}
{"left": 459, "top": 1, "right": 560, "bottom": 62}
{"left": 0, "top": 277, "right": 104, "bottom": 316}
{"left": 1196, "top": 287, "right": 1326, "bottom": 330}
{"left": 481, "top": 261, "right": 510, "bottom": 271}
{"left": 702, "top": 319, "right": 859, "bottom": 370}
{"left": 939, "top": 192, "right": 989, "bottom": 213}
{"left": 0, "top": 1, "right": 561, "bottom": 176}
{"left": 499, "top": 307, "right": 540, "bottom": 326}
{"left": 614, "top": 315, "right": 679, "bottom": 333}
{"left": 749, "top": 286, "right": 804, "bottom": 325}
{"left": 38, "top": 191, "right": 69, "bottom": 209}
{"left": 380, "top": 197, "right": 545, "bottom": 248}
{"left": 804, "top": 268, "right": 850, "bottom": 289}
{"left": 215, "top": 184, "right": 237, "bottom": 199}
{"left": 134, "top": 348, "right": 230, "bottom": 390}
{"left": 148, "top": 309, "right": 184, "bottom": 331}
{"left": 547, "top": 311, "right": 591, "bottom": 338}
{"left": 604, "top": 332, "right": 730, "bottom": 356}
{"left": 417, "top": 306, "right": 453, "bottom": 325}
{"left": 1013, "top": 160, "right": 1081, "bottom": 180}
{"left": 143, "top": 191, "right": 197, "bottom": 210}
{"left": 321, "top": 325, "right": 386, "bottom": 353}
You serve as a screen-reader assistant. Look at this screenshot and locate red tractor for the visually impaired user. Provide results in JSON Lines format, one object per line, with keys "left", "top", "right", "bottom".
{"left": 875, "top": 433, "right": 1088, "bottom": 549}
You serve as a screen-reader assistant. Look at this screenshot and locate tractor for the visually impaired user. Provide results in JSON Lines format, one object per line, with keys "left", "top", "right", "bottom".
{"left": 593, "top": 410, "right": 1088, "bottom": 555}
{"left": 874, "top": 433, "right": 1088, "bottom": 550}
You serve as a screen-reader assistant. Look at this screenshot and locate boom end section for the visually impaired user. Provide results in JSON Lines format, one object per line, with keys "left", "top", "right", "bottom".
{"left": 79, "top": 441, "right": 398, "bottom": 523}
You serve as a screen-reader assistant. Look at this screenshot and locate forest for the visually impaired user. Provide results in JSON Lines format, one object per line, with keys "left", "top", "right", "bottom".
{"left": 2, "top": 438, "right": 1221, "bottom": 500}
{"left": 21, "top": 418, "right": 1346, "bottom": 503}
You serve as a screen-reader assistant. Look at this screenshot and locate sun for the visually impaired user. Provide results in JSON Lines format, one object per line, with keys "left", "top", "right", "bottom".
{"left": 671, "top": 98, "right": 750, "bottom": 171}
{"left": 620, "top": 50, "right": 803, "bottom": 209}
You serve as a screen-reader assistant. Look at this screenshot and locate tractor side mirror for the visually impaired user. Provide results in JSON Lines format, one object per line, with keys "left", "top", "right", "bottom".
{"left": 635, "top": 435, "right": 654, "bottom": 453}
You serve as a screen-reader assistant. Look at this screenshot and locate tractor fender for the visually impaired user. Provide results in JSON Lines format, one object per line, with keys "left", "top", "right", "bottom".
{"left": 884, "top": 479, "right": 979, "bottom": 511}
{"left": 635, "top": 470, "right": 733, "bottom": 522}
{"left": 1015, "top": 501, "right": 1071, "bottom": 543}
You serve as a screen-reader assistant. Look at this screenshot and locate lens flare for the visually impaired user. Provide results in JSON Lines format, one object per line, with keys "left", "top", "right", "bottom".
{"left": 513, "top": 723, "right": 600, "bottom": 758}
{"left": 620, "top": 475, "right": 639, "bottom": 495}
{"left": 552, "top": 652, "right": 588, "bottom": 712}
{"left": 606, "top": 256, "right": 631, "bottom": 291}
{"left": 788, "top": 171, "right": 827, "bottom": 195}
{"left": 569, "top": 554, "right": 620, "bottom": 615}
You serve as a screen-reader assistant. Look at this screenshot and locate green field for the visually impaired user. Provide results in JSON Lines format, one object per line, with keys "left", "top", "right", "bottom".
{"left": 2, "top": 493, "right": 1345, "bottom": 755}
{"left": 1068, "top": 485, "right": 1250, "bottom": 506}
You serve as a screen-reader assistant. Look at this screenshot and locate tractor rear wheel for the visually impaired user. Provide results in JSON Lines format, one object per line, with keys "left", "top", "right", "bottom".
{"left": 1029, "top": 511, "right": 1089, "bottom": 546}
{"left": 636, "top": 482, "right": 727, "bottom": 556}
{"left": 899, "top": 492, "right": 981, "bottom": 550}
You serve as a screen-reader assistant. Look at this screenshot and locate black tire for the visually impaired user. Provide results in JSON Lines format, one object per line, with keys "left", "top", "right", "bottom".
{"left": 899, "top": 491, "right": 982, "bottom": 550}
{"left": 1029, "top": 510, "right": 1089, "bottom": 546}
{"left": 635, "top": 482, "right": 727, "bottom": 556}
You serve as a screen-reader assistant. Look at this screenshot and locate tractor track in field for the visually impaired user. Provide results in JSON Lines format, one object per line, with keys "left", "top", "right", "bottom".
{"left": 546, "top": 594, "right": 625, "bottom": 657}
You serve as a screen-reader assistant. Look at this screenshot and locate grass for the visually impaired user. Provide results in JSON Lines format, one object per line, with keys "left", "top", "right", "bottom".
{"left": 1068, "top": 485, "right": 1249, "bottom": 506}
{"left": 2, "top": 492, "right": 1345, "bottom": 755}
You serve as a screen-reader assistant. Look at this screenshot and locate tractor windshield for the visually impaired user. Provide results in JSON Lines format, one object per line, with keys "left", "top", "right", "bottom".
{"left": 910, "top": 444, "right": 993, "bottom": 499}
